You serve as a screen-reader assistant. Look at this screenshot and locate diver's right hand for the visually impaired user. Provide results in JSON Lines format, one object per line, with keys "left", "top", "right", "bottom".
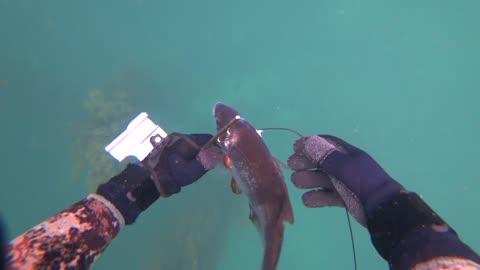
{"left": 287, "top": 135, "right": 404, "bottom": 226}
{"left": 97, "top": 133, "right": 213, "bottom": 225}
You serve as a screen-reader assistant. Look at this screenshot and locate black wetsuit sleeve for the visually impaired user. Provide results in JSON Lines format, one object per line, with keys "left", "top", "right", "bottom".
{"left": 366, "top": 192, "right": 480, "bottom": 270}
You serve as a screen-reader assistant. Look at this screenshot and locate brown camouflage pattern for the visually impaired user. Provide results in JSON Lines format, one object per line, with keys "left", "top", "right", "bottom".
{"left": 412, "top": 257, "right": 480, "bottom": 270}
{"left": 6, "top": 195, "right": 122, "bottom": 270}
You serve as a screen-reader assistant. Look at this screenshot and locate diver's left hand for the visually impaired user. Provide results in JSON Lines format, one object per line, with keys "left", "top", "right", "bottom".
{"left": 97, "top": 133, "right": 213, "bottom": 225}
{"left": 287, "top": 135, "right": 404, "bottom": 227}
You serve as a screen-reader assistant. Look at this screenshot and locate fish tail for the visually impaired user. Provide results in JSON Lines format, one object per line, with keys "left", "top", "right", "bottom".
{"left": 261, "top": 222, "right": 285, "bottom": 270}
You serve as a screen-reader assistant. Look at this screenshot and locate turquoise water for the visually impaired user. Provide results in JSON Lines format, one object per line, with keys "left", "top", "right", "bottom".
{"left": 1, "top": 1, "right": 479, "bottom": 269}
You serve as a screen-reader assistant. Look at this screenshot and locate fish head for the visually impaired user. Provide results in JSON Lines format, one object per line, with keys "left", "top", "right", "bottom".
{"left": 213, "top": 102, "right": 240, "bottom": 130}
{"left": 213, "top": 102, "right": 248, "bottom": 152}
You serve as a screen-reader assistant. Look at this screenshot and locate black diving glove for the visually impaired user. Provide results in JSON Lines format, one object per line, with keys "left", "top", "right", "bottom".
{"left": 288, "top": 135, "right": 404, "bottom": 225}
{"left": 96, "top": 133, "right": 212, "bottom": 225}
{"left": 288, "top": 135, "right": 480, "bottom": 269}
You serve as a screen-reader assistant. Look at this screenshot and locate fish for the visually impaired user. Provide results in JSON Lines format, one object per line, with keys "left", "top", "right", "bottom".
{"left": 213, "top": 102, "right": 294, "bottom": 270}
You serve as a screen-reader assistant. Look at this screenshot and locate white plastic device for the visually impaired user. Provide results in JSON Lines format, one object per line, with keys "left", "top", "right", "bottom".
{"left": 104, "top": 112, "right": 168, "bottom": 162}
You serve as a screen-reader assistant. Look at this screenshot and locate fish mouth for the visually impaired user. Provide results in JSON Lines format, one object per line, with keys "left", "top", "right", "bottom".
{"left": 213, "top": 102, "right": 240, "bottom": 130}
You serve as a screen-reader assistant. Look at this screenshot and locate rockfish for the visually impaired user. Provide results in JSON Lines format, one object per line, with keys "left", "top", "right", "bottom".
{"left": 213, "top": 102, "right": 294, "bottom": 270}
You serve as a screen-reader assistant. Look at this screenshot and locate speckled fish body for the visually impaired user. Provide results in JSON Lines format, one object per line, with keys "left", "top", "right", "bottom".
{"left": 213, "top": 102, "right": 294, "bottom": 270}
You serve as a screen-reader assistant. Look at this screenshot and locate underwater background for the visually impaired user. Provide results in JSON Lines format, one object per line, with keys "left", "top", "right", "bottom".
{"left": 1, "top": 0, "right": 479, "bottom": 269}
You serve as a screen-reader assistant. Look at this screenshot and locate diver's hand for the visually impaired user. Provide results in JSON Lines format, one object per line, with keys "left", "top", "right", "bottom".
{"left": 287, "top": 135, "right": 404, "bottom": 227}
{"left": 142, "top": 133, "right": 213, "bottom": 196}
{"left": 97, "top": 133, "right": 213, "bottom": 225}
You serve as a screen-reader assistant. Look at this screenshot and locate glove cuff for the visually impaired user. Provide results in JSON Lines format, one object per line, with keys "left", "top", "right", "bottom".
{"left": 367, "top": 192, "right": 480, "bottom": 269}
{"left": 96, "top": 163, "right": 159, "bottom": 225}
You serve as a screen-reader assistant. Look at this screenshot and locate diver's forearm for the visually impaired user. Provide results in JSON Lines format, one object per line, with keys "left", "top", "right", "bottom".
{"left": 366, "top": 192, "right": 480, "bottom": 270}
{"left": 6, "top": 194, "right": 123, "bottom": 270}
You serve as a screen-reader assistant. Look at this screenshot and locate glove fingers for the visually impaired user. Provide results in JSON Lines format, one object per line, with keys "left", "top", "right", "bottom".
{"left": 187, "top": 134, "right": 218, "bottom": 170}
{"left": 168, "top": 133, "right": 213, "bottom": 159}
{"left": 197, "top": 145, "right": 223, "bottom": 170}
{"left": 287, "top": 153, "right": 316, "bottom": 170}
{"left": 302, "top": 189, "right": 345, "bottom": 208}
{"left": 317, "top": 134, "right": 361, "bottom": 154}
{"left": 303, "top": 136, "right": 340, "bottom": 164}
{"left": 188, "top": 133, "right": 213, "bottom": 146}
{"left": 293, "top": 137, "right": 308, "bottom": 153}
{"left": 168, "top": 153, "right": 208, "bottom": 187}
{"left": 291, "top": 170, "right": 333, "bottom": 189}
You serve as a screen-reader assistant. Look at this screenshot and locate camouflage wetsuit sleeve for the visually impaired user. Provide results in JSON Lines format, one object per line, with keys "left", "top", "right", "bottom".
{"left": 6, "top": 194, "right": 124, "bottom": 270}
{"left": 391, "top": 238, "right": 480, "bottom": 270}
{"left": 412, "top": 259, "right": 480, "bottom": 270}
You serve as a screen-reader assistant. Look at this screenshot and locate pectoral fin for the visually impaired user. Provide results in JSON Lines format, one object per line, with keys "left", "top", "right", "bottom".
{"left": 249, "top": 205, "right": 260, "bottom": 232}
{"left": 230, "top": 178, "right": 242, "bottom": 194}
{"left": 249, "top": 205, "right": 255, "bottom": 222}
{"left": 273, "top": 156, "right": 288, "bottom": 169}
{"left": 223, "top": 155, "right": 233, "bottom": 168}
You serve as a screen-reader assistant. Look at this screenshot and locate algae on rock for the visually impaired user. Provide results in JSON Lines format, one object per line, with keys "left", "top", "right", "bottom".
{"left": 145, "top": 175, "right": 239, "bottom": 270}
{"left": 71, "top": 87, "right": 137, "bottom": 191}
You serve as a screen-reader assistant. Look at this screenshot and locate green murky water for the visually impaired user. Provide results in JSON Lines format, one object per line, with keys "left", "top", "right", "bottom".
{"left": 1, "top": 1, "right": 479, "bottom": 269}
